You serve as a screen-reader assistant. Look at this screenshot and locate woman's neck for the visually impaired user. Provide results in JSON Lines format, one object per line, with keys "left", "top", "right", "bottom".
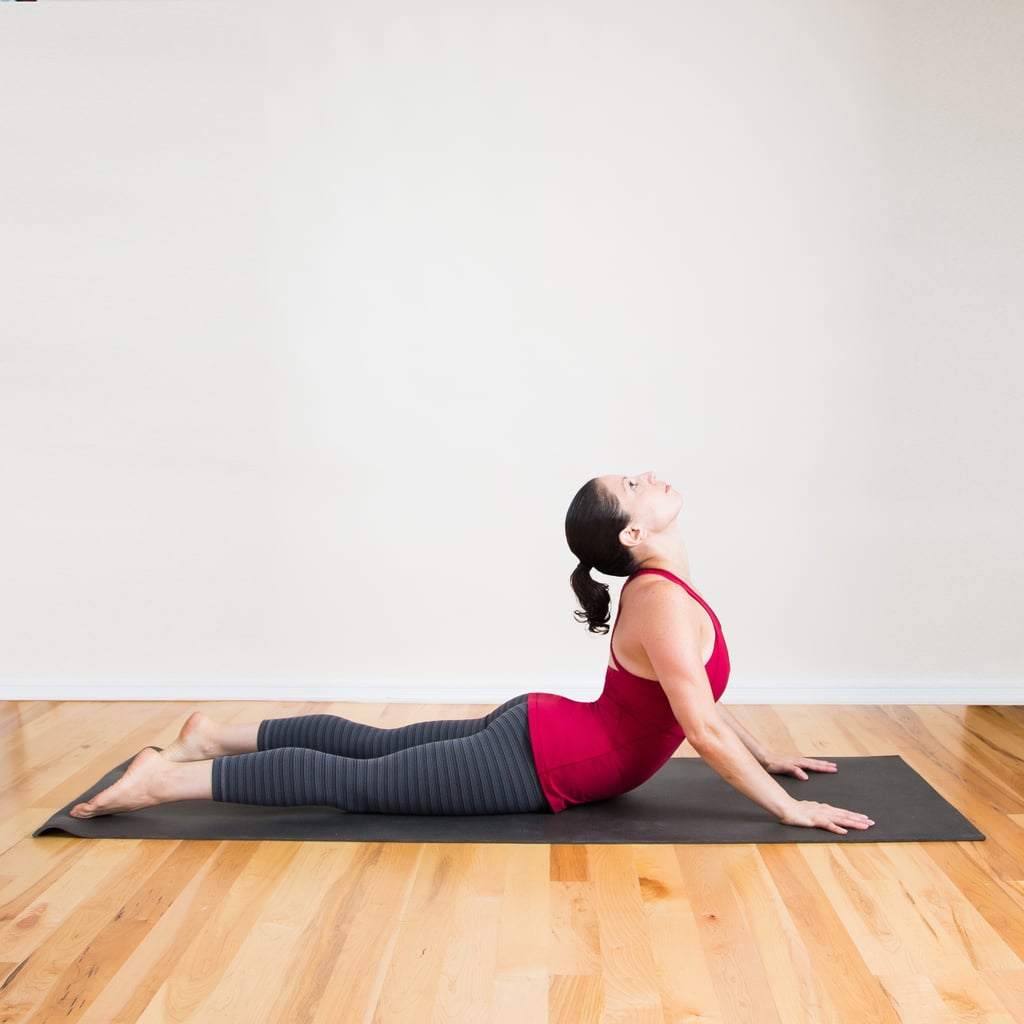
{"left": 636, "top": 534, "right": 692, "bottom": 582}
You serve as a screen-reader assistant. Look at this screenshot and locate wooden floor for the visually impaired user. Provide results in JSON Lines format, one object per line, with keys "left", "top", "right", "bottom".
{"left": 1, "top": 701, "right": 1022, "bottom": 1023}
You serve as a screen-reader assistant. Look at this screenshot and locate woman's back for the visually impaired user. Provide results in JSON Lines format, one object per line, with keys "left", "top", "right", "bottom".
{"left": 527, "top": 569, "right": 731, "bottom": 812}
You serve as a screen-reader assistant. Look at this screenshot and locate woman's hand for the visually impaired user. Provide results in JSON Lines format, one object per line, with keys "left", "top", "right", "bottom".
{"left": 762, "top": 753, "right": 839, "bottom": 780}
{"left": 779, "top": 799, "right": 875, "bottom": 835}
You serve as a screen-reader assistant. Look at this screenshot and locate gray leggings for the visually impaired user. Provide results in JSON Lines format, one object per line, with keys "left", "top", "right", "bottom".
{"left": 211, "top": 694, "right": 550, "bottom": 815}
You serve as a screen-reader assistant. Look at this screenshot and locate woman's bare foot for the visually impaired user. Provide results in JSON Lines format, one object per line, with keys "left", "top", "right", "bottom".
{"left": 70, "top": 747, "right": 213, "bottom": 818}
{"left": 71, "top": 748, "right": 170, "bottom": 817}
{"left": 160, "top": 712, "right": 260, "bottom": 763}
{"left": 162, "top": 712, "right": 222, "bottom": 763}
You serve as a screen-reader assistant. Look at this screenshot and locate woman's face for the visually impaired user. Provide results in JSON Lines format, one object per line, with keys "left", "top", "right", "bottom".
{"left": 599, "top": 470, "right": 683, "bottom": 534}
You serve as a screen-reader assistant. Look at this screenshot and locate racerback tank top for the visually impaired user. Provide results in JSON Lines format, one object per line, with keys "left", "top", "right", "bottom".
{"left": 528, "top": 569, "right": 731, "bottom": 812}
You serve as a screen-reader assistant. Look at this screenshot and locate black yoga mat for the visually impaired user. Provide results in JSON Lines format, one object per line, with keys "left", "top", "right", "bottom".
{"left": 35, "top": 754, "right": 982, "bottom": 844}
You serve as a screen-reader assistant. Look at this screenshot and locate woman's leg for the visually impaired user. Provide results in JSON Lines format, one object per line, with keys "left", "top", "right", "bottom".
{"left": 159, "top": 696, "right": 530, "bottom": 763}
{"left": 257, "top": 694, "right": 530, "bottom": 759}
{"left": 69, "top": 696, "right": 544, "bottom": 818}
{"left": 214, "top": 700, "right": 547, "bottom": 815}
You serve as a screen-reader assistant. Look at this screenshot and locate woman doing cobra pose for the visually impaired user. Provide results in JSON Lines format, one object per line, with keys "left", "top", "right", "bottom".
{"left": 71, "top": 471, "right": 873, "bottom": 836}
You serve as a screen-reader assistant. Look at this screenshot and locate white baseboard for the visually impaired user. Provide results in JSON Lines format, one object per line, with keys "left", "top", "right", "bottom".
{"left": 1, "top": 677, "right": 1020, "bottom": 705}
{"left": 726, "top": 677, "right": 1021, "bottom": 705}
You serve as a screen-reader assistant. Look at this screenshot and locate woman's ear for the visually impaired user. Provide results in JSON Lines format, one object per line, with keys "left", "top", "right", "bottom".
{"left": 618, "top": 524, "right": 646, "bottom": 549}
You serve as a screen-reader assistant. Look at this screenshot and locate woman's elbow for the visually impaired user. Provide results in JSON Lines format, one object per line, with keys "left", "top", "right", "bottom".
{"left": 683, "top": 721, "right": 728, "bottom": 757}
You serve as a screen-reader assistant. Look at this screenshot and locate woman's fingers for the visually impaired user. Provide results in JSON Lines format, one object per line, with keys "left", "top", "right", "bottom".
{"left": 782, "top": 800, "right": 875, "bottom": 833}
{"left": 822, "top": 804, "right": 875, "bottom": 830}
{"left": 766, "top": 754, "right": 839, "bottom": 778}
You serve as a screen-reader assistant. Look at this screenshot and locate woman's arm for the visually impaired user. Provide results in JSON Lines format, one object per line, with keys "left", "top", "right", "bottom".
{"left": 717, "top": 705, "right": 839, "bottom": 780}
{"left": 715, "top": 704, "right": 769, "bottom": 763}
{"left": 631, "top": 583, "right": 873, "bottom": 834}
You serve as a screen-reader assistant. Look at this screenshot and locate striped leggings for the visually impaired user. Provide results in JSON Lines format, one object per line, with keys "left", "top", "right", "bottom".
{"left": 211, "top": 694, "right": 550, "bottom": 815}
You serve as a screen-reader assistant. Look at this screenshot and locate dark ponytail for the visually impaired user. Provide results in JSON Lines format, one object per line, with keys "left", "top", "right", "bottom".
{"left": 565, "top": 478, "right": 638, "bottom": 633}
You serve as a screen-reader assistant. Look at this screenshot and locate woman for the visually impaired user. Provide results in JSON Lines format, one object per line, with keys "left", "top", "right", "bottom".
{"left": 71, "top": 471, "right": 873, "bottom": 835}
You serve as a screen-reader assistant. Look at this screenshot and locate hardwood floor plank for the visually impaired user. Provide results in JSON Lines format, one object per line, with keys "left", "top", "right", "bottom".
{"left": 317, "top": 843, "right": 425, "bottom": 1024}
{"left": 771, "top": 704, "right": 881, "bottom": 757}
{"left": 75, "top": 840, "right": 234, "bottom": 1024}
{"left": 876, "top": 974, "right": 960, "bottom": 1024}
{"left": 591, "top": 845, "right": 664, "bottom": 1022}
{"left": 966, "top": 707, "right": 1024, "bottom": 760}
{"left": 879, "top": 844, "right": 1023, "bottom": 971}
{"left": 880, "top": 962, "right": 1021, "bottom": 1024}
{"left": 434, "top": 845, "right": 506, "bottom": 1023}
{"left": 760, "top": 845, "right": 901, "bottom": 1023}
{"left": 256, "top": 842, "right": 391, "bottom": 1024}
{"left": 492, "top": 844, "right": 549, "bottom": 1022}
{"left": 930, "top": 962, "right": 1023, "bottom": 1024}
{"left": 194, "top": 841, "right": 422, "bottom": 1024}
{"left": 28, "top": 839, "right": 190, "bottom": 1022}
{"left": 550, "top": 843, "right": 590, "bottom": 882}
{"left": 0, "top": 836, "right": 89, "bottom": 922}
{"left": 799, "top": 845, "right": 909, "bottom": 976}
{"left": 133, "top": 841, "right": 288, "bottom": 1023}
{"left": 0, "top": 840, "right": 141, "bottom": 961}
{"left": 189, "top": 841, "right": 366, "bottom": 1024}
{"left": 634, "top": 845, "right": 722, "bottom": 1023}
{"left": 371, "top": 844, "right": 471, "bottom": 1022}
{"left": 0, "top": 701, "right": 58, "bottom": 743}
{"left": 162, "top": 839, "right": 348, "bottom": 1024}
{"left": 0, "top": 839, "right": 175, "bottom": 1022}
{"left": 923, "top": 842, "right": 1024, "bottom": 965}
{"left": 730, "top": 848, "right": 842, "bottom": 1024}
{"left": 912, "top": 706, "right": 1024, "bottom": 810}
{"left": 549, "top": 974, "right": 603, "bottom": 1024}
{"left": 981, "top": 969, "right": 1024, "bottom": 1022}
{"left": 549, "top": 880, "right": 601, "bottom": 977}
{"left": 674, "top": 846, "right": 782, "bottom": 1024}
{"left": 0, "top": 703, "right": 114, "bottom": 812}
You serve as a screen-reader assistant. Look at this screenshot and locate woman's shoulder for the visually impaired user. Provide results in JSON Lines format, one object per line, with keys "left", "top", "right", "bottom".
{"left": 616, "top": 574, "right": 709, "bottom": 675}
{"left": 621, "top": 572, "right": 701, "bottom": 623}
{"left": 623, "top": 570, "right": 690, "bottom": 600}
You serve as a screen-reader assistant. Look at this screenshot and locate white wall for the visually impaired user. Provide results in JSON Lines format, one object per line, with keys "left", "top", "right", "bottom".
{"left": 1, "top": 1, "right": 1021, "bottom": 703}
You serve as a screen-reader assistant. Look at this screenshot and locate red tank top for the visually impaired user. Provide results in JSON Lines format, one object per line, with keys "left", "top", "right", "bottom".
{"left": 528, "top": 569, "right": 731, "bottom": 813}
